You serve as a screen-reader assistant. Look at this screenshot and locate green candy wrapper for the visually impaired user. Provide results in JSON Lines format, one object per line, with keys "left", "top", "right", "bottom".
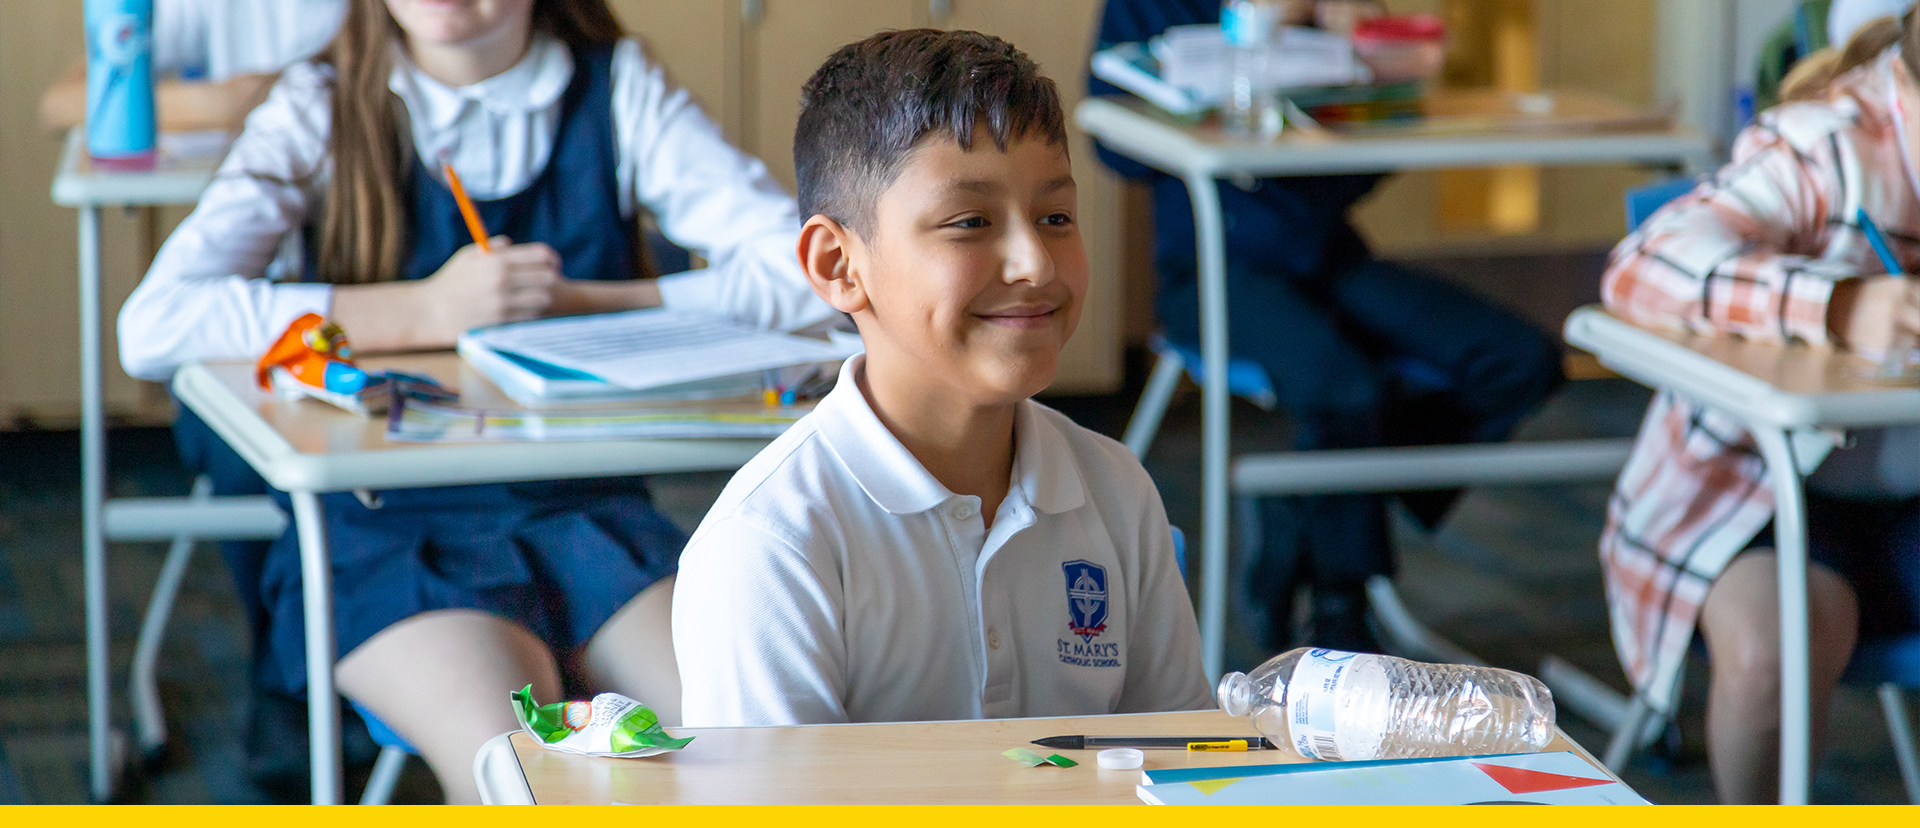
{"left": 1002, "top": 747, "right": 1078, "bottom": 768}
{"left": 511, "top": 685, "right": 694, "bottom": 758}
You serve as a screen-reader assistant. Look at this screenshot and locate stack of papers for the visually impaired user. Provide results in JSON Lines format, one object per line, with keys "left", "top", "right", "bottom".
{"left": 458, "top": 309, "right": 857, "bottom": 404}
{"left": 1092, "top": 25, "right": 1370, "bottom": 116}
{"left": 1136, "top": 751, "right": 1649, "bottom": 805}
{"left": 1156, "top": 24, "right": 1370, "bottom": 99}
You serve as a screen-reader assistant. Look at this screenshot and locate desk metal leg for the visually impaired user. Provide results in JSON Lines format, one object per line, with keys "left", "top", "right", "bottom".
{"left": 78, "top": 206, "right": 114, "bottom": 803}
{"left": 289, "top": 491, "right": 343, "bottom": 805}
{"left": 1752, "top": 427, "right": 1812, "bottom": 804}
{"left": 1183, "top": 174, "right": 1231, "bottom": 682}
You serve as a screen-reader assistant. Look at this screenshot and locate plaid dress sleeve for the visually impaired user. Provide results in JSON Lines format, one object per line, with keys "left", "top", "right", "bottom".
{"left": 1602, "top": 106, "right": 1869, "bottom": 345}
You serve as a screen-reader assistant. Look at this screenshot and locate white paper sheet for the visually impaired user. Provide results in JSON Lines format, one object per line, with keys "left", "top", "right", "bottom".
{"left": 465, "top": 309, "right": 856, "bottom": 391}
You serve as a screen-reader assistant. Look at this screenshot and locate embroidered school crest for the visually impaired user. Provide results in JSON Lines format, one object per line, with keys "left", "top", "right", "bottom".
{"left": 1062, "top": 559, "right": 1109, "bottom": 642}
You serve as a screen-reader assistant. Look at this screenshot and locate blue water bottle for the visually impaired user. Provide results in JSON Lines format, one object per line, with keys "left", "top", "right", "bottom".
{"left": 85, "top": 0, "right": 156, "bottom": 169}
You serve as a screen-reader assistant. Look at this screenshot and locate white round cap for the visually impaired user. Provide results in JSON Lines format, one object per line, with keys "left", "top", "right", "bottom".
{"left": 1096, "top": 748, "right": 1144, "bottom": 770}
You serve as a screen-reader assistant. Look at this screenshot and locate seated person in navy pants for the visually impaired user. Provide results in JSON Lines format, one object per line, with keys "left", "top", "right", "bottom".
{"left": 1091, "top": 0, "right": 1563, "bottom": 652}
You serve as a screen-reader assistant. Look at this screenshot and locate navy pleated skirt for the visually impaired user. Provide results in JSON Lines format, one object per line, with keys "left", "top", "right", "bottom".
{"left": 174, "top": 406, "right": 686, "bottom": 693}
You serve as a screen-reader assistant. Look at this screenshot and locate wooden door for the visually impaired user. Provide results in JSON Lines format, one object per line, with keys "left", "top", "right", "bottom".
{"left": 741, "top": 0, "right": 921, "bottom": 190}
{"left": 609, "top": 0, "right": 743, "bottom": 141}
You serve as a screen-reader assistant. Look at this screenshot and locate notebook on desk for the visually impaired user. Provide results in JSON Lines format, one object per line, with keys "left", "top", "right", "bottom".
{"left": 457, "top": 335, "right": 761, "bottom": 405}
{"left": 1136, "top": 751, "right": 1649, "bottom": 805}
{"left": 459, "top": 308, "right": 858, "bottom": 402}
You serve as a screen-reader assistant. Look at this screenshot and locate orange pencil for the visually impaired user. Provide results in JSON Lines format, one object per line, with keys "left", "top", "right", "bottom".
{"left": 442, "top": 162, "right": 491, "bottom": 253}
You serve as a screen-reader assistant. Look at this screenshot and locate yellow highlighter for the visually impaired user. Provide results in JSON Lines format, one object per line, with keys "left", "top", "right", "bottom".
{"left": 1187, "top": 739, "right": 1251, "bottom": 752}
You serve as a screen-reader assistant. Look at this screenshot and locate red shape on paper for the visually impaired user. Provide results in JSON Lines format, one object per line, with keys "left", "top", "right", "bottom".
{"left": 1472, "top": 762, "right": 1613, "bottom": 795}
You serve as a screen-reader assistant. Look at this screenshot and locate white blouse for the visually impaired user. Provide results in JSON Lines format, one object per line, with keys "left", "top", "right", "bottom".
{"left": 119, "top": 34, "right": 834, "bottom": 381}
{"left": 150, "top": 0, "right": 348, "bottom": 81}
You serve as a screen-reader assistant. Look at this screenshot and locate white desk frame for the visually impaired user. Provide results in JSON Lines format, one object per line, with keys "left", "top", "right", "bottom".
{"left": 49, "top": 129, "right": 225, "bottom": 803}
{"left": 172, "top": 360, "right": 771, "bottom": 804}
{"left": 1563, "top": 305, "right": 1920, "bottom": 804}
{"left": 1074, "top": 96, "right": 1717, "bottom": 683}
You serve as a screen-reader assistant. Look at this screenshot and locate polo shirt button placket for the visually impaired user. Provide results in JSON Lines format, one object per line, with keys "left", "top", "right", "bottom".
{"left": 951, "top": 501, "right": 976, "bottom": 521}
{"left": 987, "top": 627, "right": 1001, "bottom": 650}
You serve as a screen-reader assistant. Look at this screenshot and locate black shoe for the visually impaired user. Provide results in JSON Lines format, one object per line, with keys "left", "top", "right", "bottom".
{"left": 1306, "top": 588, "right": 1380, "bottom": 653}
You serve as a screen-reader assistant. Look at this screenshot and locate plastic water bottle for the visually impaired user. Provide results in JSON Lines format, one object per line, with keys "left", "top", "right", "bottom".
{"left": 1216, "top": 648, "right": 1556, "bottom": 761}
{"left": 85, "top": 0, "right": 157, "bottom": 169}
{"left": 1221, "top": 0, "right": 1284, "bottom": 137}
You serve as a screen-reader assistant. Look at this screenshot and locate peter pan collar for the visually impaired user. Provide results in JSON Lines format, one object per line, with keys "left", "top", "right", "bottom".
{"left": 387, "top": 32, "right": 572, "bottom": 131}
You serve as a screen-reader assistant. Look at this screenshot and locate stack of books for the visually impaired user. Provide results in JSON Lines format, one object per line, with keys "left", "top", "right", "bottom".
{"left": 1090, "top": 24, "right": 1423, "bottom": 128}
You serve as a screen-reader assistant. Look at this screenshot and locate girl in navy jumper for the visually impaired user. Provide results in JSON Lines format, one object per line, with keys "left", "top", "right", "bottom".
{"left": 118, "top": 0, "right": 832, "bottom": 802}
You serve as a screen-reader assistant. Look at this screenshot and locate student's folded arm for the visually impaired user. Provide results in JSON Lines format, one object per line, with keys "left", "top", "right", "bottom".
{"left": 612, "top": 39, "right": 838, "bottom": 333}
{"left": 671, "top": 516, "right": 850, "bottom": 728}
{"left": 1115, "top": 463, "right": 1214, "bottom": 714}
{"left": 1600, "top": 119, "right": 1861, "bottom": 346}
{"left": 117, "top": 68, "right": 332, "bottom": 380}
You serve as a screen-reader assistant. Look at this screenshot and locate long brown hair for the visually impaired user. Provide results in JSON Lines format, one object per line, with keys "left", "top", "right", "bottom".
{"left": 1779, "top": 11, "right": 1914, "bottom": 104}
{"left": 313, "top": 0, "right": 624, "bottom": 284}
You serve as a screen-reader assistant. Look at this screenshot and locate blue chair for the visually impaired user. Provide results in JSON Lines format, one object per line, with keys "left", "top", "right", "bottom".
{"left": 1123, "top": 334, "right": 1276, "bottom": 458}
{"left": 1845, "top": 635, "right": 1920, "bottom": 800}
{"left": 352, "top": 702, "right": 416, "bottom": 805}
{"left": 1602, "top": 179, "right": 1920, "bottom": 801}
{"left": 1624, "top": 176, "right": 1702, "bottom": 231}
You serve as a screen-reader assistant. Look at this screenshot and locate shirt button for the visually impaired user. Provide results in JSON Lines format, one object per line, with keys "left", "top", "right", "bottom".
{"left": 952, "top": 501, "right": 976, "bottom": 520}
{"left": 987, "top": 627, "right": 1002, "bottom": 649}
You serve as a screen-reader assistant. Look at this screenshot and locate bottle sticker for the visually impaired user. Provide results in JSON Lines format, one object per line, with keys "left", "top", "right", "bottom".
{"left": 1221, "top": 0, "right": 1282, "bottom": 48}
{"left": 1286, "top": 648, "right": 1371, "bottom": 761}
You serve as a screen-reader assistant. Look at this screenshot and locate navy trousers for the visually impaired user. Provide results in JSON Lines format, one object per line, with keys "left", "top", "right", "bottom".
{"left": 1158, "top": 257, "right": 1563, "bottom": 646}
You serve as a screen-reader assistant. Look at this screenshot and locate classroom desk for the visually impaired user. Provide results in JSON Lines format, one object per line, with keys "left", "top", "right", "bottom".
{"left": 1074, "top": 94, "right": 1719, "bottom": 684}
{"left": 1562, "top": 305, "right": 1920, "bottom": 804}
{"left": 475, "top": 709, "right": 1617, "bottom": 804}
{"left": 174, "top": 352, "right": 778, "bottom": 804}
{"left": 48, "top": 128, "right": 227, "bottom": 803}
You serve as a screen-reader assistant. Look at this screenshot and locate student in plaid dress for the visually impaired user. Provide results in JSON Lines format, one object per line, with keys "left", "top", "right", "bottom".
{"left": 1600, "top": 13, "right": 1920, "bottom": 803}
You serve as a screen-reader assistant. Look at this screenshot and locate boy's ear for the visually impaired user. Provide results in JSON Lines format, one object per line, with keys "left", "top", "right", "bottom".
{"left": 797, "top": 214, "right": 870, "bottom": 315}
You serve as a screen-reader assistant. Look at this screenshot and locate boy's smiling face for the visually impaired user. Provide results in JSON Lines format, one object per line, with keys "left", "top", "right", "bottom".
{"left": 815, "top": 130, "right": 1087, "bottom": 407}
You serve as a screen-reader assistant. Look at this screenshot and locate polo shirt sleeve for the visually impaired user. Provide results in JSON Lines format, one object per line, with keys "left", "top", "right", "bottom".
{"left": 672, "top": 515, "right": 851, "bottom": 727}
{"left": 1116, "top": 475, "right": 1215, "bottom": 714}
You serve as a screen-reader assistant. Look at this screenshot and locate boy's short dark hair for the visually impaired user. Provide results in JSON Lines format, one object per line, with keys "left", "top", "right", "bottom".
{"left": 794, "top": 29, "right": 1067, "bottom": 233}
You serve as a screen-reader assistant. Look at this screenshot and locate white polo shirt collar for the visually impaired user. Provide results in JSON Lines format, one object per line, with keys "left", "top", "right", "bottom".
{"left": 814, "top": 355, "right": 1087, "bottom": 518}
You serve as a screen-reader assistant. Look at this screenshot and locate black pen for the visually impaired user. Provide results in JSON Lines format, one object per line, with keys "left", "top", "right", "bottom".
{"left": 1032, "top": 735, "right": 1280, "bottom": 751}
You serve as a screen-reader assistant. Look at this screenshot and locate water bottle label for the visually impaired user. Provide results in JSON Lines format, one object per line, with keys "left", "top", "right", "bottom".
{"left": 1286, "top": 648, "right": 1371, "bottom": 761}
{"left": 1222, "top": 1, "right": 1281, "bottom": 48}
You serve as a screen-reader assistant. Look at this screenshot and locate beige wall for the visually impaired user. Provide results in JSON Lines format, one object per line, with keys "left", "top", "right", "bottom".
{"left": 1351, "top": 0, "right": 1662, "bottom": 253}
{"left": 0, "top": 0, "right": 1671, "bottom": 425}
{"left": 0, "top": 1, "right": 163, "bottom": 425}
{"left": 0, "top": 0, "right": 1128, "bottom": 427}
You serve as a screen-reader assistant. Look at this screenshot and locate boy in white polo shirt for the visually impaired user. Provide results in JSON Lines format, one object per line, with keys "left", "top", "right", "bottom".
{"left": 671, "top": 29, "right": 1211, "bottom": 726}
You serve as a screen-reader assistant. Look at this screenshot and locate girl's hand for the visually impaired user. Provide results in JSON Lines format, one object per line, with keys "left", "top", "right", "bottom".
{"left": 1828, "top": 275, "right": 1920, "bottom": 354}
{"left": 417, "top": 237, "right": 561, "bottom": 338}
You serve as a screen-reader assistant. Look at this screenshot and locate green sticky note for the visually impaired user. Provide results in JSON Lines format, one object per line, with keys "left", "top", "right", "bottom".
{"left": 1003, "top": 747, "right": 1077, "bottom": 768}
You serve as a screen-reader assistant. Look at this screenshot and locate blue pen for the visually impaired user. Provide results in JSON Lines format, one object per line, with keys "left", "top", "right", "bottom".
{"left": 1856, "top": 208, "right": 1913, "bottom": 376}
{"left": 1858, "top": 208, "right": 1904, "bottom": 275}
